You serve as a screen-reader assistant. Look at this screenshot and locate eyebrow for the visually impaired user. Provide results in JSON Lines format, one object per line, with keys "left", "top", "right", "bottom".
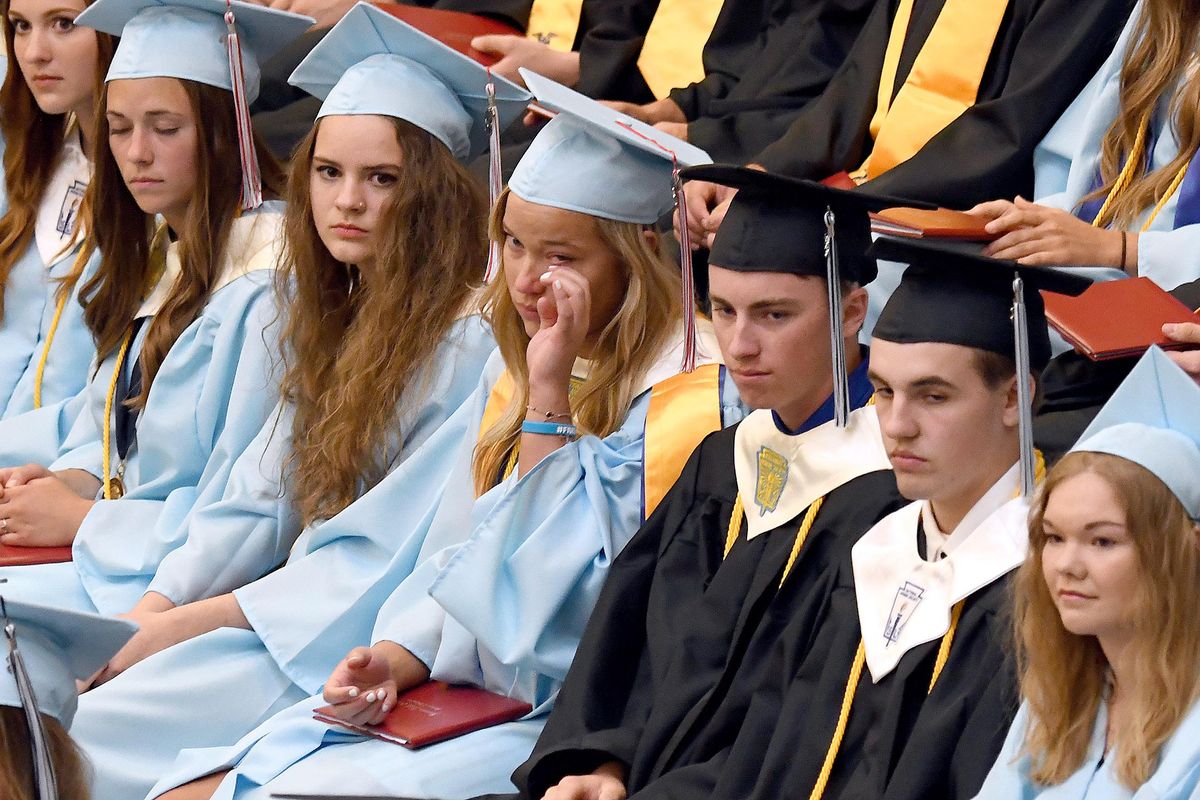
{"left": 1042, "top": 519, "right": 1126, "bottom": 532}
{"left": 709, "top": 295, "right": 800, "bottom": 310}
{"left": 866, "top": 372, "right": 955, "bottom": 391}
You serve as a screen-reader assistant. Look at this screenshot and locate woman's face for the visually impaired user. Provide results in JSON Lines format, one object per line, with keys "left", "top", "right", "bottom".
{"left": 8, "top": 0, "right": 98, "bottom": 119}
{"left": 500, "top": 193, "right": 628, "bottom": 348}
{"left": 1040, "top": 470, "right": 1141, "bottom": 646}
{"left": 105, "top": 77, "right": 199, "bottom": 229}
{"left": 307, "top": 114, "right": 403, "bottom": 272}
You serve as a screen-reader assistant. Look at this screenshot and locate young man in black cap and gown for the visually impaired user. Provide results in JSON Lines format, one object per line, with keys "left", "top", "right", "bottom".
{"left": 703, "top": 237, "right": 1090, "bottom": 800}
{"left": 500, "top": 168, "right": 921, "bottom": 800}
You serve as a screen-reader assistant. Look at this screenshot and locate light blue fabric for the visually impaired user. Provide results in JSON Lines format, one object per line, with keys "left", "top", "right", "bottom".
{"left": 0, "top": 206, "right": 288, "bottom": 615}
{"left": 70, "top": 321, "right": 497, "bottom": 800}
{"left": 141, "top": 361, "right": 743, "bottom": 800}
{"left": 1032, "top": 0, "right": 1200, "bottom": 291}
{"left": 973, "top": 699, "right": 1200, "bottom": 799}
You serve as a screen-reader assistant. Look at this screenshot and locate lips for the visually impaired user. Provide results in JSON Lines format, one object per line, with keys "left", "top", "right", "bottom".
{"left": 331, "top": 224, "right": 368, "bottom": 239}
{"left": 128, "top": 177, "right": 162, "bottom": 188}
{"left": 516, "top": 303, "right": 540, "bottom": 321}
{"left": 1057, "top": 589, "right": 1094, "bottom": 602}
{"left": 31, "top": 74, "right": 62, "bottom": 83}
{"left": 889, "top": 450, "right": 927, "bottom": 470}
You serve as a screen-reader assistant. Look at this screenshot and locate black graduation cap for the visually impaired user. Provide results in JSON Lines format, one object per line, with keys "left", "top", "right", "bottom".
{"left": 680, "top": 165, "right": 935, "bottom": 285}
{"left": 869, "top": 236, "right": 1093, "bottom": 495}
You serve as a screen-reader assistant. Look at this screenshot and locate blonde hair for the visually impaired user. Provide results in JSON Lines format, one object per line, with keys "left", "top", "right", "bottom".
{"left": 470, "top": 188, "right": 682, "bottom": 495}
{"left": 0, "top": 708, "right": 90, "bottom": 800}
{"left": 1084, "top": 0, "right": 1200, "bottom": 228}
{"left": 1015, "top": 451, "right": 1200, "bottom": 788}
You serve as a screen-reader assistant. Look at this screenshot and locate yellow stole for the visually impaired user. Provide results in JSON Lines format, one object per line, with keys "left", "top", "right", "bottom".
{"left": 851, "top": 0, "right": 1009, "bottom": 182}
{"left": 525, "top": 0, "right": 720, "bottom": 99}
{"left": 478, "top": 363, "right": 723, "bottom": 518}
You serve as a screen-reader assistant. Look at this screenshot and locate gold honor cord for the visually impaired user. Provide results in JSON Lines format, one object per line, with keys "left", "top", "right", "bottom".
{"left": 722, "top": 494, "right": 827, "bottom": 588}
{"left": 1092, "top": 112, "right": 1192, "bottom": 232}
{"left": 32, "top": 244, "right": 90, "bottom": 409}
{"left": 100, "top": 330, "right": 134, "bottom": 500}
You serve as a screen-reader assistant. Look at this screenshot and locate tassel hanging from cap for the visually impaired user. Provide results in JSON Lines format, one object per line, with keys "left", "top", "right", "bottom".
{"left": 3, "top": 598, "right": 59, "bottom": 798}
{"left": 673, "top": 164, "right": 697, "bottom": 373}
{"left": 225, "top": 0, "right": 263, "bottom": 210}
{"left": 1012, "top": 275, "right": 1036, "bottom": 497}
{"left": 484, "top": 71, "right": 504, "bottom": 283}
{"left": 824, "top": 207, "right": 849, "bottom": 426}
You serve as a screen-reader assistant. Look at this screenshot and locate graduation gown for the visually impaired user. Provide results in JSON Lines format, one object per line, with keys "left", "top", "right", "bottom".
{"left": 753, "top": 0, "right": 1131, "bottom": 210}
{"left": 669, "top": 0, "right": 878, "bottom": 163}
{"left": 0, "top": 128, "right": 97, "bottom": 451}
{"left": 973, "top": 699, "right": 1200, "bottom": 799}
{"left": 1034, "top": 278, "right": 1200, "bottom": 461}
{"left": 708, "top": 465, "right": 1026, "bottom": 800}
{"left": 1033, "top": 1, "right": 1200, "bottom": 291}
{"left": 141, "top": 333, "right": 744, "bottom": 800}
{"left": 0, "top": 205, "right": 287, "bottom": 616}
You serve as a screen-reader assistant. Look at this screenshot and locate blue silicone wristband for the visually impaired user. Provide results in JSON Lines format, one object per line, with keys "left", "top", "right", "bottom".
{"left": 521, "top": 420, "right": 577, "bottom": 438}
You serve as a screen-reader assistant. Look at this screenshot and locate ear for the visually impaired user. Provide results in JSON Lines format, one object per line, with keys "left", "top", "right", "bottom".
{"left": 641, "top": 227, "right": 660, "bottom": 251}
{"left": 841, "top": 285, "right": 869, "bottom": 341}
{"left": 999, "top": 373, "right": 1032, "bottom": 430}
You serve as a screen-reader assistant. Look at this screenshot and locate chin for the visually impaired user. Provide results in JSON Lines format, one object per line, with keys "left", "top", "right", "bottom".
{"left": 893, "top": 472, "right": 937, "bottom": 502}
{"left": 322, "top": 242, "right": 371, "bottom": 266}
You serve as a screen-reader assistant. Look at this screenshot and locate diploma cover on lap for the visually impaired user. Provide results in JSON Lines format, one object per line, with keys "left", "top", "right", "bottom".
{"left": 312, "top": 680, "right": 532, "bottom": 749}
{"left": 371, "top": 3, "right": 521, "bottom": 66}
{"left": 0, "top": 544, "right": 72, "bottom": 566}
{"left": 816, "top": 173, "right": 996, "bottom": 241}
{"left": 1044, "top": 277, "right": 1200, "bottom": 361}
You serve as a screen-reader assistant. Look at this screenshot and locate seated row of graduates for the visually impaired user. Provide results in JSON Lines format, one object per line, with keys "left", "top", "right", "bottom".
{"left": 3, "top": 0, "right": 1200, "bottom": 798}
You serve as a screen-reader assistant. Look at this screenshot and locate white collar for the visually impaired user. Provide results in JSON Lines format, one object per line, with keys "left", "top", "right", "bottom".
{"left": 734, "top": 405, "right": 893, "bottom": 540}
{"left": 34, "top": 125, "right": 90, "bottom": 267}
{"left": 852, "top": 462, "right": 1029, "bottom": 682}
{"left": 135, "top": 209, "right": 284, "bottom": 319}
{"left": 920, "top": 462, "right": 1020, "bottom": 560}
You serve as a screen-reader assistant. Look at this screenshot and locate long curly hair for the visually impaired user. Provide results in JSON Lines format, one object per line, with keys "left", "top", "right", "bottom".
{"left": 1084, "top": 0, "right": 1200, "bottom": 228}
{"left": 278, "top": 116, "right": 487, "bottom": 526}
{"left": 82, "top": 78, "right": 285, "bottom": 408}
{"left": 1015, "top": 451, "right": 1200, "bottom": 788}
{"left": 470, "top": 187, "right": 682, "bottom": 496}
{"left": 0, "top": 0, "right": 114, "bottom": 318}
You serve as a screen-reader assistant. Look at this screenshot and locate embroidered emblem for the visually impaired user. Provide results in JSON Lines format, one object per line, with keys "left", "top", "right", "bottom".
{"left": 884, "top": 581, "right": 925, "bottom": 646}
{"left": 56, "top": 180, "right": 87, "bottom": 238}
{"left": 754, "top": 446, "right": 788, "bottom": 516}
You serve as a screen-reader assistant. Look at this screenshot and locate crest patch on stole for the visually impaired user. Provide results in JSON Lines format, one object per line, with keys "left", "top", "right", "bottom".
{"left": 57, "top": 180, "right": 87, "bottom": 238}
{"left": 754, "top": 446, "right": 788, "bottom": 516}
{"left": 884, "top": 581, "right": 925, "bottom": 646}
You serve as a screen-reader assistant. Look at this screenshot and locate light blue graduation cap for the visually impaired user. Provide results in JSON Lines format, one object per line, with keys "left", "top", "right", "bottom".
{"left": 1070, "top": 347, "right": 1200, "bottom": 520}
{"left": 510, "top": 69, "right": 712, "bottom": 224}
{"left": 76, "top": 0, "right": 313, "bottom": 208}
{"left": 287, "top": 2, "right": 530, "bottom": 161}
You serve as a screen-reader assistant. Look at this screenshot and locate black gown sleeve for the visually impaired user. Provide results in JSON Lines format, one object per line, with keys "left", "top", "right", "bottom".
{"left": 571, "top": 0, "right": 661, "bottom": 103}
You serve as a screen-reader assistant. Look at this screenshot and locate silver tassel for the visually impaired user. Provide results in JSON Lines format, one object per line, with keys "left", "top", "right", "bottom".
{"left": 825, "top": 207, "right": 849, "bottom": 427}
{"left": 1012, "top": 276, "right": 1036, "bottom": 497}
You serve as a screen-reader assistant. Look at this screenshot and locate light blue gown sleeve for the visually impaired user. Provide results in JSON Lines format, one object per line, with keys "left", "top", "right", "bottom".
{"left": 0, "top": 387, "right": 90, "bottom": 467}
{"left": 151, "top": 316, "right": 495, "bottom": 608}
{"left": 232, "top": 326, "right": 498, "bottom": 694}
{"left": 56, "top": 274, "right": 282, "bottom": 614}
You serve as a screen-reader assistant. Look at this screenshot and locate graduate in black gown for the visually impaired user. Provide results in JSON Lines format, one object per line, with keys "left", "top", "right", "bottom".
{"left": 700, "top": 238, "right": 1091, "bottom": 800}
{"left": 507, "top": 169, "right": 925, "bottom": 800}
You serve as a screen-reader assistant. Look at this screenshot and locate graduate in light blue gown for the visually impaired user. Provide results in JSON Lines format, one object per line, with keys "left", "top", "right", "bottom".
{"left": 0, "top": 0, "right": 313, "bottom": 613}
{"left": 129, "top": 61, "right": 740, "bottom": 800}
{"left": 974, "top": 347, "right": 1200, "bottom": 800}
{"left": 971, "top": 0, "right": 1200, "bottom": 291}
{"left": 0, "top": 0, "right": 112, "bottom": 464}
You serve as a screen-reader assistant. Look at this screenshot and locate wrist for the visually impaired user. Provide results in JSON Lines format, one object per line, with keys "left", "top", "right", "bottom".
{"left": 376, "top": 640, "right": 431, "bottom": 687}
{"left": 527, "top": 381, "right": 571, "bottom": 410}
{"left": 134, "top": 592, "right": 177, "bottom": 615}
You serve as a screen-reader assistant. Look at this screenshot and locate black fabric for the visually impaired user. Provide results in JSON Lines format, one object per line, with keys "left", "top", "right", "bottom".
{"left": 571, "top": 0, "right": 659, "bottom": 104}
{"left": 671, "top": 0, "right": 879, "bottom": 163}
{"left": 115, "top": 318, "right": 146, "bottom": 463}
{"left": 708, "top": 546, "right": 1020, "bottom": 800}
{"left": 505, "top": 424, "right": 906, "bottom": 799}
{"left": 751, "top": 0, "right": 1133, "bottom": 209}
{"left": 870, "top": 237, "right": 1091, "bottom": 372}
{"left": 685, "top": 164, "right": 930, "bottom": 283}
{"left": 1035, "top": 278, "right": 1200, "bottom": 461}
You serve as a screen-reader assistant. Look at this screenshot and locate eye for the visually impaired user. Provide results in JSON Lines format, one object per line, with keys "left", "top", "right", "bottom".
{"left": 369, "top": 171, "right": 398, "bottom": 187}
{"left": 1092, "top": 536, "right": 1116, "bottom": 549}
{"left": 1042, "top": 532, "right": 1063, "bottom": 545}
{"left": 872, "top": 386, "right": 893, "bottom": 399}
{"left": 711, "top": 303, "right": 734, "bottom": 318}
{"left": 154, "top": 127, "right": 180, "bottom": 136}
{"left": 505, "top": 235, "right": 523, "bottom": 251}
{"left": 9, "top": 17, "right": 30, "bottom": 32}
{"left": 52, "top": 15, "right": 77, "bottom": 31}
{"left": 108, "top": 124, "right": 131, "bottom": 136}
{"left": 314, "top": 164, "right": 339, "bottom": 180}
{"left": 766, "top": 310, "right": 791, "bottom": 322}
{"left": 921, "top": 392, "right": 947, "bottom": 404}
{"left": 547, "top": 254, "right": 574, "bottom": 265}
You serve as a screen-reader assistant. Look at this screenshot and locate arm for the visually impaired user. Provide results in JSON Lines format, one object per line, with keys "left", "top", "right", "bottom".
{"left": 572, "top": 0, "right": 660, "bottom": 102}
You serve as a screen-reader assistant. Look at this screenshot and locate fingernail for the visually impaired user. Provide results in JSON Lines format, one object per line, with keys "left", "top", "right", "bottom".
{"left": 540, "top": 271, "right": 552, "bottom": 281}
{"left": 347, "top": 687, "right": 359, "bottom": 698}
{"left": 382, "top": 703, "right": 392, "bottom": 713}
{"left": 365, "top": 691, "right": 376, "bottom": 703}
{"left": 554, "top": 280, "right": 562, "bottom": 289}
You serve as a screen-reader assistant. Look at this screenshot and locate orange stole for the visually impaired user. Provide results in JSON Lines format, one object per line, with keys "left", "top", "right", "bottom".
{"left": 479, "top": 364, "right": 724, "bottom": 518}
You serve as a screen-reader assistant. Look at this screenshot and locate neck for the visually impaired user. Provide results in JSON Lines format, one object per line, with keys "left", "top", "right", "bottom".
{"left": 774, "top": 340, "right": 862, "bottom": 430}
{"left": 928, "top": 444, "right": 1018, "bottom": 533}
{"left": 73, "top": 105, "right": 95, "bottom": 153}
{"left": 1099, "top": 634, "right": 1135, "bottom": 698}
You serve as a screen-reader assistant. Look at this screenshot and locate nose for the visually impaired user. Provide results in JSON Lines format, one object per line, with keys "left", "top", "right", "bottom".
{"left": 127, "top": 126, "right": 153, "bottom": 165}
{"left": 726, "top": 316, "right": 760, "bottom": 363}
{"left": 509, "top": 253, "right": 546, "bottom": 297}
{"left": 24, "top": 27, "right": 53, "bottom": 63}
{"left": 1054, "top": 540, "right": 1087, "bottom": 579}
{"left": 879, "top": 394, "right": 918, "bottom": 442}
{"left": 334, "top": 177, "right": 365, "bottom": 215}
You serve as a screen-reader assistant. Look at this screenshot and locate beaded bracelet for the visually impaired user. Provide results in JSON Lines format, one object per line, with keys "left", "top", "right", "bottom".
{"left": 521, "top": 420, "right": 577, "bottom": 438}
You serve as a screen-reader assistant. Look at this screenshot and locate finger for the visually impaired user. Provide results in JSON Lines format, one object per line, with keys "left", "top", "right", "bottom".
{"left": 0, "top": 533, "right": 29, "bottom": 546}
{"left": 1163, "top": 322, "right": 1200, "bottom": 345}
{"left": 1166, "top": 350, "right": 1200, "bottom": 380}
{"left": 470, "top": 34, "right": 517, "bottom": 55}
{"left": 982, "top": 226, "right": 1042, "bottom": 258}
{"left": 987, "top": 237, "right": 1051, "bottom": 262}
{"left": 703, "top": 197, "right": 732, "bottom": 234}
{"left": 536, "top": 292, "right": 559, "bottom": 330}
{"left": 964, "top": 199, "right": 1013, "bottom": 219}
{"left": 344, "top": 647, "right": 374, "bottom": 670}
{"left": 598, "top": 785, "right": 626, "bottom": 800}
{"left": 984, "top": 208, "right": 1041, "bottom": 235}
{"left": 488, "top": 56, "right": 522, "bottom": 86}
{"left": 323, "top": 683, "right": 361, "bottom": 704}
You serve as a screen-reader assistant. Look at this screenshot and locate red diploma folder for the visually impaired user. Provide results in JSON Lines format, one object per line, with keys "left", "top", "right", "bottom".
{"left": 816, "top": 173, "right": 997, "bottom": 241}
{"left": 1043, "top": 277, "right": 1200, "bottom": 361}
{"left": 313, "top": 680, "right": 532, "bottom": 749}
{"left": 0, "top": 544, "right": 72, "bottom": 567}
{"left": 371, "top": 3, "right": 522, "bottom": 67}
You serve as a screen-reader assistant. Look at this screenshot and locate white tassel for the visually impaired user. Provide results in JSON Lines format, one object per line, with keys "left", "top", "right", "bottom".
{"left": 225, "top": 0, "right": 262, "bottom": 210}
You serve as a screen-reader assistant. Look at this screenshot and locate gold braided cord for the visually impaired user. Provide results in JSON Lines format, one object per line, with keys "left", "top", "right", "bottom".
{"left": 723, "top": 493, "right": 744, "bottom": 559}
{"left": 502, "top": 445, "right": 520, "bottom": 481}
{"left": 779, "top": 497, "right": 826, "bottom": 586}
{"left": 1091, "top": 112, "right": 1191, "bottom": 232}
{"left": 809, "top": 641, "right": 867, "bottom": 800}
{"left": 927, "top": 600, "right": 964, "bottom": 693}
{"left": 32, "top": 245, "right": 91, "bottom": 409}
{"left": 101, "top": 330, "right": 134, "bottom": 501}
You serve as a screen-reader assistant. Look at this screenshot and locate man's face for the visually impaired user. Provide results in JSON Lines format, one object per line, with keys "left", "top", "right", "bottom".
{"left": 709, "top": 266, "right": 864, "bottom": 426}
{"left": 868, "top": 339, "right": 1018, "bottom": 505}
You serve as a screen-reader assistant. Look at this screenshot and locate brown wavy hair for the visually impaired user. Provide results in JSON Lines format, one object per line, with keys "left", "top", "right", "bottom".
{"left": 1015, "top": 451, "right": 1200, "bottom": 788}
{"left": 470, "top": 187, "right": 682, "bottom": 496}
{"left": 0, "top": 0, "right": 114, "bottom": 319}
{"left": 82, "top": 78, "right": 284, "bottom": 408}
{"left": 1084, "top": 0, "right": 1200, "bottom": 228}
{"left": 278, "top": 117, "right": 486, "bottom": 526}
{"left": 0, "top": 708, "right": 90, "bottom": 800}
